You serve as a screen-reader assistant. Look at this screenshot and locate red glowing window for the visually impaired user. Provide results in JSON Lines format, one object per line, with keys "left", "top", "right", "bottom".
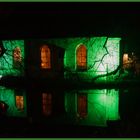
{"left": 77, "top": 45, "right": 87, "bottom": 70}
{"left": 41, "top": 45, "right": 51, "bottom": 69}
{"left": 13, "top": 47, "right": 22, "bottom": 68}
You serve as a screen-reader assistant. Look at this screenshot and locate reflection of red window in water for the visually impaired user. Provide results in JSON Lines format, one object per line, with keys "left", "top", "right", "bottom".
{"left": 42, "top": 93, "right": 52, "bottom": 116}
{"left": 16, "top": 96, "right": 24, "bottom": 111}
{"left": 0, "top": 101, "right": 8, "bottom": 115}
{"left": 77, "top": 94, "right": 87, "bottom": 118}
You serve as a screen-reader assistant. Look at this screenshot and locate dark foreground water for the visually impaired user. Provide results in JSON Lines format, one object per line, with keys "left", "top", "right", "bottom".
{"left": 0, "top": 86, "right": 140, "bottom": 137}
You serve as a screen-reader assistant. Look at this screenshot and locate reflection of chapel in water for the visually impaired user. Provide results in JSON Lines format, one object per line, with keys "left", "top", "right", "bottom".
{"left": 0, "top": 37, "right": 122, "bottom": 126}
{"left": 0, "top": 87, "right": 119, "bottom": 127}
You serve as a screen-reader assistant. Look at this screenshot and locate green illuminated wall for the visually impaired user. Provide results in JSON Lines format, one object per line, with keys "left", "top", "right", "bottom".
{"left": 44, "top": 37, "right": 121, "bottom": 82}
{"left": 65, "top": 89, "right": 120, "bottom": 127}
{"left": 0, "top": 86, "right": 27, "bottom": 117}
{"left": 0, "top": 38, "right": 120, "bottom": 81}
{"left": 0, "top": 40, "right": 24, "bottom": 76}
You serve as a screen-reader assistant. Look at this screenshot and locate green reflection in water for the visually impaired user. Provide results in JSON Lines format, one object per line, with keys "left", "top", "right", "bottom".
{"left": 0, "top": 86, "right": 27, "bottom": 117}
{"left": 65, "top": 89, "right": 120, "bottom": 127}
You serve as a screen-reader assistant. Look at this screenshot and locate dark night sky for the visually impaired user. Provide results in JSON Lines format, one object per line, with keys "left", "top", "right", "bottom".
{"left": 0, "top": 2, "right": 140, "bottom": 53}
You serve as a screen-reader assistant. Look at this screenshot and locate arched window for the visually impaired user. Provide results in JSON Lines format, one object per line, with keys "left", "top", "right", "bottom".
{"left": 42, "top": 93, "right": 52, "bottom": 116}
{"left": 13, "top": 47, "right": 22, "bottom": 68}
{"left": 41, "top": 45, "right": 51, "bottom": 69}
{"left": 76, "top": 45, "right": 87, "bottom": 70}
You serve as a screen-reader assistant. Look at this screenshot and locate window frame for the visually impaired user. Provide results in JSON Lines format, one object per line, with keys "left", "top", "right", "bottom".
{"left": 76, "top": 44, "right": 87, "bottom": 71}
{"left": 40, "top": 45, "right": 51, "bottom": 69}
{"left": 13, "top": 47, "right": 22, "bottom": 68}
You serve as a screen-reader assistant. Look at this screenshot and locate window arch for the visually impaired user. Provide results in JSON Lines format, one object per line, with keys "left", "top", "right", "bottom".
{"left": 13, "top": 47, "right": 22, "bottom": 68}
{"left": 41, "top": 45, "right": 51, "bottom": 69}
{"left": 76, "top": 44, "right": 87, "bottom": 70}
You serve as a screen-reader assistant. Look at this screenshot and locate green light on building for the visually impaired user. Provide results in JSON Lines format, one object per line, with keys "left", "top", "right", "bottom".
{"left": 63, "top": 37, "right": 121, "bottom": 82}
{"left": 35, "top": 37, "right": 121, "bottom": 82}
{"left": 0, "top": 40, "right": 25, "bottom": 76}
